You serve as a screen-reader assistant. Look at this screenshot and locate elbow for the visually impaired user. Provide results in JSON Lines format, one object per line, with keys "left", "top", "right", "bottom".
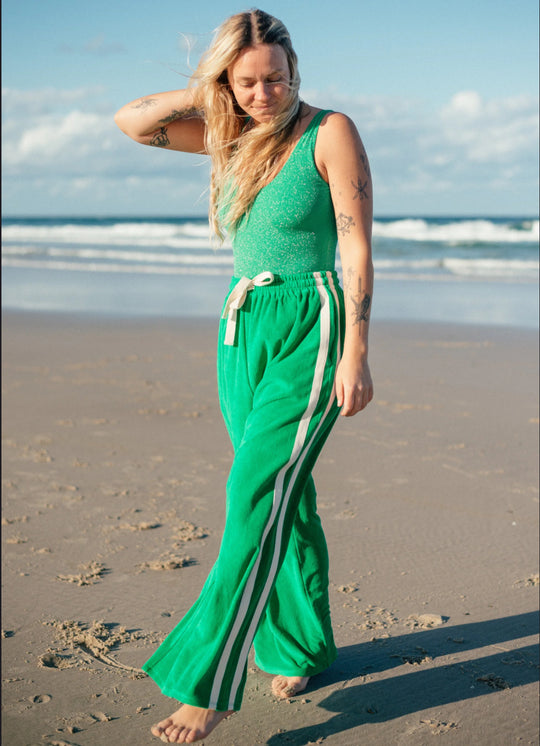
{"left": 113, "top": 108, "right": 143, "bottom": 141}
{"left": 114, "top": 108, "right": 131, "bottom": 135}
{"left": 113, "top": 110, "right": 148, "bottom": 145}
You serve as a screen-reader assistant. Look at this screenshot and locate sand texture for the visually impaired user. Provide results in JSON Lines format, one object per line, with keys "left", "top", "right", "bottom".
{"left": 2, "top": 312, "right": 539, "bottom": 745}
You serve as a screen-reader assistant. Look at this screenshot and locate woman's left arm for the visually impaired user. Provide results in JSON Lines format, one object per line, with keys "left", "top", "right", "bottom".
{"left": 317, "top": 112, "right": 374, "bottom": 416}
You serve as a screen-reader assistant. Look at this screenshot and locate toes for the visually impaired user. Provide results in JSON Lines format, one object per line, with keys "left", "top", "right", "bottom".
{"left": 176, "top": 727, "right": 191, "bottom": 744}
{"left": 152, "top": 721, "right": 172, "bottom": 740}
{"left": 272, "top": 676, "right": 309, "bottom": 699}
{"left": 271, "top": 676, "right": 287, "bottom": 696}
{"left": 153, "top": 718, "right": 172, "bottom": 733}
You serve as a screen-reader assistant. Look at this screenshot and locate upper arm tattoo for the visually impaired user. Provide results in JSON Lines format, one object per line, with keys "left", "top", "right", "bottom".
{"left": 352, "top": 146, "right": 371, "bottom": 201}
{"left": 351, "top": 177, "right": 369, "bottom": 201}
{"left": 360, "top": 149, "right": 371, "bottom": 179}
{"left": 336, "top": 212, "right": 355, "bottom": 236}
{"left": 149, "top": 127, "right": 170, "bottom": 147}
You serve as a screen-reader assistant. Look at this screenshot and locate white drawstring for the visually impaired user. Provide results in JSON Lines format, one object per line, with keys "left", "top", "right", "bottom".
{"left": 222, "top": 272, "right": 275, "bottom": 345}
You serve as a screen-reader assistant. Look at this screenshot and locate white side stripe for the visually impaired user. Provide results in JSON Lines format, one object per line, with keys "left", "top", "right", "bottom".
{"left": 326, "top": 271, "right": 342, "bottom": 364}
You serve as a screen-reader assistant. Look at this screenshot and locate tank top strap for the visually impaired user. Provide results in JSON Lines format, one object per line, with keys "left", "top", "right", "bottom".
{"left": 295, "top": 109, "right": 333, "bottom": 154}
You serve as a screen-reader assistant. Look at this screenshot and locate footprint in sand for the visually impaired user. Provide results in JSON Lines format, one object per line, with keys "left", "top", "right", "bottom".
{"left": 514, "top": 573, "right": 539, "bottom": 588}
{"left": 137, "top": 555, "right": 194, "bottom": 572}
{"left": 29, "top": 693, "right": 52, "bottom": 704}
{"left": 41, "top": 619, "right": 159, "bottom": 677}
{"left": 476, "top": 674, "right": 511, "bottom": 690}
{"left": 39, "top": 652, "right": 73, "bottom": 670}
{"left": 56, "top": 561, "right": 108, "bottom": 586}
{"left": 420, "top": 719, "right": 458, "bottom": 734}
{"left": 407, "top": 613, "right": 447, "bottom": 629}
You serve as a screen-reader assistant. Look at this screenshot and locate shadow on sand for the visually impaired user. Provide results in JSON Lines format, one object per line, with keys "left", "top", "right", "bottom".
{"left": 266, "top": 610, "right": 539, "bottom": 744}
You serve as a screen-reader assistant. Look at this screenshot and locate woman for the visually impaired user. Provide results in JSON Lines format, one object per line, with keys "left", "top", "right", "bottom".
{"left": 115, "top": 8, "right": 373, "bottom": 744}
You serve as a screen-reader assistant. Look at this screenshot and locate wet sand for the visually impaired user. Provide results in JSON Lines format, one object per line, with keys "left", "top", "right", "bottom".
{"left": 2, "top": 312, "right": 539, "bottom": 745}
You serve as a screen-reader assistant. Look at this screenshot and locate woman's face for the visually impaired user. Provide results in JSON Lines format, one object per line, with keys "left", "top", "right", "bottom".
{"left": 228, "top": 43, "right": 291, "bottom": 124}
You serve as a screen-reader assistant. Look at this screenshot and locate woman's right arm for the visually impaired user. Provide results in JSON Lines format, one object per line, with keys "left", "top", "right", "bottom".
{"left": 114, "top": 89, "right": 207, "bottom": 153}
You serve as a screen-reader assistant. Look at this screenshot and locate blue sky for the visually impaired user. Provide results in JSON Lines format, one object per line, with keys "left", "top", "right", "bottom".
{"left": 2, "top": 0, "right": 539, "bottom": 216}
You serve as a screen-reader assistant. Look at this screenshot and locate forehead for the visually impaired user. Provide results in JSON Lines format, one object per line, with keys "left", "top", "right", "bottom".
{"left": 229, "top": 43, "right": 289, "bottom": 77}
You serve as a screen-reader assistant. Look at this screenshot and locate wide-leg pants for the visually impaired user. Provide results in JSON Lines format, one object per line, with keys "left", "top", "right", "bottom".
{"left": 142, "top": 270, "right": 344, "bottom": 712}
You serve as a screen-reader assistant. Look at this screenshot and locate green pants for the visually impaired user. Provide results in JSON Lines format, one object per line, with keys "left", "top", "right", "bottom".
{"left": 142, "top": 271, "right": 344, "bottom": 712}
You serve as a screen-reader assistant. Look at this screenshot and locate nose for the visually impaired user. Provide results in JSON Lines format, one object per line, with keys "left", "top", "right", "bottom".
{"left": 254, "top": 82, "right": 271, "bottom": 101}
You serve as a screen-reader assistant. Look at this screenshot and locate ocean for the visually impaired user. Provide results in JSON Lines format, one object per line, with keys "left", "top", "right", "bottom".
{"left": 2, "top": 216, "right": 538, "bottom": 328}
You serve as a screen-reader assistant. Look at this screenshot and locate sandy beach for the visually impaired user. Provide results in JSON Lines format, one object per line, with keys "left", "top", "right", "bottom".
{"left": 2, "top": 311, "right": 538, "bottom": 746}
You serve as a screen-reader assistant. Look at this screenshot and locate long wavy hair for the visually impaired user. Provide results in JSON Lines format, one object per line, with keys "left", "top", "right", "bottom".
{"left": 190, "top": 9, "right": 301, "bottom": 240}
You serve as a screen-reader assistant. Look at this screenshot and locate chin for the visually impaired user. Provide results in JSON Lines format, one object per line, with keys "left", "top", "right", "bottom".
{"left": 251, "top": 109, "right": 278, "bottom": 123}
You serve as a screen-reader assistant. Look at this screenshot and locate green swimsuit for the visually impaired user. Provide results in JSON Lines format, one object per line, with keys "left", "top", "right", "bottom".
{"left": 232, "top": 109, "right": 337, "bottom": 276}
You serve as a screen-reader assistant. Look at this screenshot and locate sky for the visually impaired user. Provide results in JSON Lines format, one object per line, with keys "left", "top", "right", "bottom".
{"left": 2, "top": 0, "right": 539, "bottom": 217}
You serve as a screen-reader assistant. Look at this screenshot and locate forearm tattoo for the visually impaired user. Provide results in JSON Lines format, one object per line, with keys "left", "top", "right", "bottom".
{"left": 131, "top": 97, "right": 158, "bottom": 110}
{"left": 159, "top": 107, "right": 199, "bottom": 125}
{"left": 352, "top": 292, "right": 372, "bottom": 324}
{"left": 149, "top": 127, "right": 170, "bottom": 147}
{"left": 345, "top": 267, "right": 371, "bottom": 326}
{"left": 337, "top": 212, "right": 355, "bottom": 236}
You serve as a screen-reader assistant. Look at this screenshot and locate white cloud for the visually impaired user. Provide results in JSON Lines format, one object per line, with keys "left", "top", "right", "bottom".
{"left": 2, "top": 86, "right": 106, "bottom": 116}
{"left": 308, "top": 88, "right": 539, "bottom": 210}
{"left": 7, "top": 110, "right": 111, "bottom": 163}
{"left": 2, "top": 86, "right": 538, "bottom": 215}
{"left": 438, "top": 91, "right": 538, "bottom": 163}
{"left": 2, "top": 87, "right": 209, "bottom": 180}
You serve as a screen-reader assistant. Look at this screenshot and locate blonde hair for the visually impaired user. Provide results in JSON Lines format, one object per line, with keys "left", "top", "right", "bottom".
{"left": 190, "top": 9, "right": 301, "bottom": 240}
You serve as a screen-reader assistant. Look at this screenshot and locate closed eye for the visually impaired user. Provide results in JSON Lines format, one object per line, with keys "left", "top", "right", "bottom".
{"left": 236, "top": 75, "right": 285, "bottom": 87}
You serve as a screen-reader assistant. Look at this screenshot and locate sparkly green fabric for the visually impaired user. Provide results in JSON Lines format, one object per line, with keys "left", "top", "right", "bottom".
{"left": 232, "top": 110, "right": 336, "bottom": 276}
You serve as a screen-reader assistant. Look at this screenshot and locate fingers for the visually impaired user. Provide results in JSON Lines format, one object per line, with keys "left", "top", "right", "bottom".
{"left": 339, "top": 385, "right": 373, "bottom": 416}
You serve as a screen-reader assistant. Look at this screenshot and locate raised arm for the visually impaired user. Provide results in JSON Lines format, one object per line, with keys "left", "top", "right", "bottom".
{"left": 114, "top": 89, "right": 207, "bottom": 153}
{"left": 317, "top": 112, "right": 374, "bottom": 416}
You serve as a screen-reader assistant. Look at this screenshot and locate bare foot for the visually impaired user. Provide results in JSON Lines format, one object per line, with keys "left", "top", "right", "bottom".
{"left": 151, "top": 704, "right": 233, "bottom": 743}
{"left": 271, "top": 675, "right": 310, "bottom": 699}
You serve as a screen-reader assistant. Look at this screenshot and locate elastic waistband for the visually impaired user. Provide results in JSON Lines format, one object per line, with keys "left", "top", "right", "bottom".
{"left": 228, "top": 270, "right": 340, "bottom": 292}
{"left": 222, "top": 270, "right": 341, "bottom": 346}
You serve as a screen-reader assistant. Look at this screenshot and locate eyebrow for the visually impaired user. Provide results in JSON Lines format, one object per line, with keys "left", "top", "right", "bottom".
{"left": 235, "top": 70, "right": 286, "bottom": 82}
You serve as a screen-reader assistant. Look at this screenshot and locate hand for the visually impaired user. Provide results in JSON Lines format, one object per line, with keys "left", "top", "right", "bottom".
{"left": 335, "top": 355, "right": 373, "bottom": 416}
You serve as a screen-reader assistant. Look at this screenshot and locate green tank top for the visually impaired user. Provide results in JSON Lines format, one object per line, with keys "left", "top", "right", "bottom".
{"left": 232, "top": 109, "right": 337, "bottom": 276}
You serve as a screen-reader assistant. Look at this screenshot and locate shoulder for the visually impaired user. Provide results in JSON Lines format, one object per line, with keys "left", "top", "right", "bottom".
{"left": 316, "top": 110, "right": 361, "bottom": 142}
{"left": 309, "top": 109, "right": 367, "bottom": 182}
{"left": 310, "top": 108, "right": 363, "bottom": 155}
